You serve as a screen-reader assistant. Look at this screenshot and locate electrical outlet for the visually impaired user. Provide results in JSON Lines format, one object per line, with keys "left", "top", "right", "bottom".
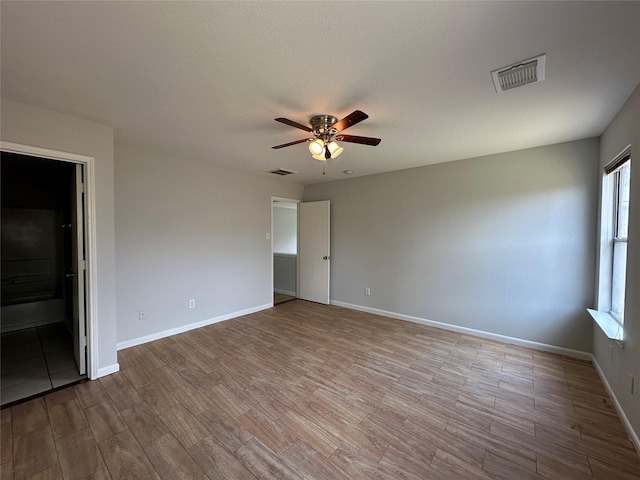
{"left": 365, "top": 287, "right": 371, "bottom": 296}
{"left": 138, "top": 310, "right": 146, "bottom": 320}
{"left": 189, "top": 299, "right": 196, "bottom": 309}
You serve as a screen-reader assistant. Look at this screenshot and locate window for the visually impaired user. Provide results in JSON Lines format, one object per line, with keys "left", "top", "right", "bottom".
{"left": 610, "top": 157, "right": 630, "bottom": 322}
{"left": 589, "top": 149, "right": 631, "bottom": 340}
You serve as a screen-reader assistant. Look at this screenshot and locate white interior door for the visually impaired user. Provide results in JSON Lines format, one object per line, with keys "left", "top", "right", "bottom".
{"left": 298, "top": 200, "right": 330, "bottom": 304}
{"left": 71, "top": 164, "right": 87, "bottom": 375}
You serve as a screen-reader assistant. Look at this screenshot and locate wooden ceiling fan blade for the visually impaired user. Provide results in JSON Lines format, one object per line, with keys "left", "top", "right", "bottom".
{"left": 332, "top": 110, "right": 368, "bottom": 132}
{"left": 337, "top": 134, "right": 381, "bottom": 146}
{"left": 274, "top": 117, "right": 312, "bottom": 132}
{"left": 272, "top": 138, "right": 309, "bottom": 149}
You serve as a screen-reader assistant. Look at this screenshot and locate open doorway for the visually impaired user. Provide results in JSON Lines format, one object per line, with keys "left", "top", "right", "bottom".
{"left": 1, "top": 152, "right": 87, "bottom": 405}
{"left": 272, "top": 199, "right": 299, "bottom": 305}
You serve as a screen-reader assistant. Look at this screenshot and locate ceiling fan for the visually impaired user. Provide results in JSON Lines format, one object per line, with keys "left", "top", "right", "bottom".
{"left": 272, "top": 110, "right": 381, "bottom": 161}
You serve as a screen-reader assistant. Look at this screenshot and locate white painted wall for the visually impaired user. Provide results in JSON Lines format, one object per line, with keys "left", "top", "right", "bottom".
{"left": 273, "top": 205, "right": 297, "bottom": 254}
{"left": 593, "top": 84, "right": 640, "bottom": 442}
{"left": 0, "top": 99, "right": 118, "bottom": 375}
{"left": 115, "top": 144, "right": 303, "bottom": 346}
{"left": 304, "top": 138, "right": 599, "bottom": 352}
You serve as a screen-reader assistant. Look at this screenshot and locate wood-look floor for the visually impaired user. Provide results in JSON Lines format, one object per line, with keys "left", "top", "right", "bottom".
{"left": 2, "top": 300, "right": 639, "bottom": 479}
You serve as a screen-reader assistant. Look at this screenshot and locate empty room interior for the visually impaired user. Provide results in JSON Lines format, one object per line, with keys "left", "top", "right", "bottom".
{"left": 1, "top": 2, "right": 639, "bottom": 479}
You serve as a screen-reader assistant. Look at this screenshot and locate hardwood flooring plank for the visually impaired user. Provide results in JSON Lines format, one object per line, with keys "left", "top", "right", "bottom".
{"left": 535, "top": 423, "right": 640, "bottom": 476}
{"left": 143, "top": 433, "right": 203, "bottom": 480}
{"left": 46, "top": 397, "right": 88, "bottom": 440}
{"left": 430, "top": 448, "right": 494, "bottom": 480}
{"left": 120, "top": 403, "right": 169, "bottom": 446}
{"left": 1, "top": 408, "right": 13, "bottom": 466}
{"left": 12, "top": 426, "right": 58, "bottom": 480}
{"left": 43, "top": 389, "right": 77, "bottom": 408}
{"left": 158, "top": 405, "right": 209, "bottom": 449}
{"left": 359, "top": 414, "right": 436, "bottom": 468}
{"left": 188, "top": 435, "right": 257, "bottom": 480}
{"left": 85, "top": 468, "right": 112, "bottom": 480}
{"left": 148, "top": 367, "right": 188, "bottom": 392}
{"left": 590, "top": 457, "right": 640, "bottom": 480}
{"left": 281, "top": 441, "right": 349, "bottom": 480}
{"left": 1, "top": 459, "right": 12, "bottom": 480}
{"left": 446, "top": 418, "right": 537, "bottom": 472}
{"left": 55, "top": 427, "right": 105, "bottom": 480}
{"left": 237, "top": 408, "right": 295, "bottom": 454}
{"left": 327, "top": 442, "right": 398, "bottom": 480}
{"left": 99, "top": 373, "right": 145, "bottom": 412}
{"left": 197, "top": 410, "right": 252, "bottom": 453}
{"left": 235, "top": 438, "right": 304, "bottom": 480}
{"left": 11, "top": 398, "right": 49, "bottom": 437}
{"left": 276, "top": 410, "right": 342, "bottom": 458}
{"left": 85, "top": 401, "right": 128, "bottom": 444}
{"left": 24, "top": 464, "right": 63, "bottom": 480}
{"left": 482, "top": 450, "right": 541, "bottom": 480}
{"left": 379, "top": 444, "right": 435, "bottom": 480}
{"left": 137, "top": 382, "right": 178, "bottom": 415}
{"left": 74, "top": 381, "right": 110, "bottom": 410}
{"left": 535, "top": 454, "right": 594, "bottom": 480}
{"left": 240, "top": 387, "right": 289, "bottom": 421}
{"left": 490, "top": 420, "right": 592, "bottom": 474}
{"left": 169, "top": 386, "right": 214, "bottom": 417}
{"left": 121, "top": 365, "right": 155, "bottom": 390}
{"left": 403, "top": 417, "right": 485, "bottom": 469}
{"left": 98, "top": 429, "right": 153, "bottom": 480}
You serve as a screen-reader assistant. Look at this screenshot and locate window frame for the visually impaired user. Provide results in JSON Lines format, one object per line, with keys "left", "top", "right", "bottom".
{"left": 589, "top": 147, "right": 631, "bottom": 341}
{"left": 609, "top": 158, "right": 630, "bottom": 323}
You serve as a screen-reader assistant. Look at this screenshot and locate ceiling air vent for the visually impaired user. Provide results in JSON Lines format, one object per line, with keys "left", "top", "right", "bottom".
{"left": 491, "top": 54, "right": 546, "bottom": 93}
{"left": 269, "top": 168, "right": 297, "bottom": 176}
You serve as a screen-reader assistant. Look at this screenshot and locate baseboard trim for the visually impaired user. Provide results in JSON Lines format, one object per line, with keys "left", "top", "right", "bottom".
{"left": 591, "top": 355, "right": 640, "bottom": 455}
{"left": 117, "top": 303, "right": 272, "bottom": 351}
{"left": 330, "top": 300, "right": 591, "bottom": 361}
{"left": 95, "top": 363, "right": 120, "bottom": 379}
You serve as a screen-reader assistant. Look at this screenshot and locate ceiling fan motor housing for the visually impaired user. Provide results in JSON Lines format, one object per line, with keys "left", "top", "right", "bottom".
{"left": 310, "top": 115, "right": 339, "bottom": 138}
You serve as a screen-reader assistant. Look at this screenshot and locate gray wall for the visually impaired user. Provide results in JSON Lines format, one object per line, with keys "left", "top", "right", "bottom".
{"left": 274, "top": 254, "right": 297, "bottom": 295}
{"left": 115, "top": 144, "right": 303, "bottom": 346}
{"left": 1, "top": 99, "right": 118, "bottom": 375}
{"left": 594, "top": 84, "right": 640, "bottom": 439}
{"left": 305, "top": 138, "right": 599, "bottom": 352}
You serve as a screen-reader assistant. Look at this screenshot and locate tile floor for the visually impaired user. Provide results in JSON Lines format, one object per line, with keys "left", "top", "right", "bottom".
{"left": 1, "top": 323, "right": 85, "bottom": 406}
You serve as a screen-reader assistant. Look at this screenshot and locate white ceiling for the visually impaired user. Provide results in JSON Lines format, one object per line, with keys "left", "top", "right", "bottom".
{"left": 2, "top": 2, "right": 639, "bottom": 185}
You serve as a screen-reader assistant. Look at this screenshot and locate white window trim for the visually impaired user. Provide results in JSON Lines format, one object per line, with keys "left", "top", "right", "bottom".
{"left": 589, "top": 146, "right": 631, "bottom": 343}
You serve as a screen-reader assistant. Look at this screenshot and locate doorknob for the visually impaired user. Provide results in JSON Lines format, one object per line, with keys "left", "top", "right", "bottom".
{"left": 323, "top": 256, "right": 330, "bottom": 260}
{"left": 66, "top": 273, "right": 78, "bottom": 278}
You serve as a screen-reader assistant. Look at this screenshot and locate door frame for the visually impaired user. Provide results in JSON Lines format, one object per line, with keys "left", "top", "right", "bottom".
{"left": 271, "top": 196, "right": 301, "bottom": 305}
{"left": 1, "top": 141, "right": 98, "bottom": 379}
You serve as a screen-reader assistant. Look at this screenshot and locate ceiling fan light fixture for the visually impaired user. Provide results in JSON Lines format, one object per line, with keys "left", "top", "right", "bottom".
{"left": 311, "top": 153, "right": 327, "bottom": 162}
{"left": 308, "top": 139, "right": 325, "bottom": 155}
{"left": 327, "top": 141, "right": 343, "bottom": 158}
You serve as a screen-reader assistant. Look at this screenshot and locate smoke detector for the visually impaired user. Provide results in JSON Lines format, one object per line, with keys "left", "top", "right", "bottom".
{"left": 491, "top": 54, "right": 546, "bottom": 93}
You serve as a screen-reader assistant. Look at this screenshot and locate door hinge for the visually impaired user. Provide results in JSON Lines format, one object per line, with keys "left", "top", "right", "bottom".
{"left": 81, "top": 260, "right": 86, "bottom": 270}
{"left": 79, "top": 182, "right": 85, "bottom": 194}
{"left": 80, "top": 336, "right": 87, "bottom": 349}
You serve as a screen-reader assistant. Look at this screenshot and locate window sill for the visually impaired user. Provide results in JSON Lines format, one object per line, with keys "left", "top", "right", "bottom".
{"left": 587, "top": 308, "right": 624, "bottom": 343}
